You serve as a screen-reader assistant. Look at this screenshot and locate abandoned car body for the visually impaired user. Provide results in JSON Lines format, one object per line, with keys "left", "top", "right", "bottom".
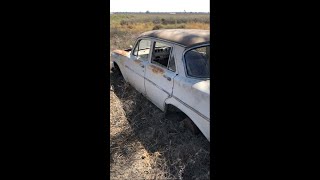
{"left": 111, "top": 29, "right": 210, "bottom": 141}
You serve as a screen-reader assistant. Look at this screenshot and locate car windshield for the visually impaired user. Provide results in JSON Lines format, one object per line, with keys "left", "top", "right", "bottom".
{"left": 184, "top": 45, "right": 210, "bottom": 78}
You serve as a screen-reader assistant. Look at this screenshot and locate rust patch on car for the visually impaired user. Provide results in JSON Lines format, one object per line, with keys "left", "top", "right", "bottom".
{"left": 113, "top": 49, "right": 129, "bottom": 57}
{"left": 134, "top": 60, "right": 142, "bottom": 64}
{"left": 149, "top": 65, "right": 164, "bottom": 74}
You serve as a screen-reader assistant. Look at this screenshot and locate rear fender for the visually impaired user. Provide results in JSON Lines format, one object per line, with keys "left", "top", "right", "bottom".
{"left": 165, "top": 97, "right": 210, "bottom": 141}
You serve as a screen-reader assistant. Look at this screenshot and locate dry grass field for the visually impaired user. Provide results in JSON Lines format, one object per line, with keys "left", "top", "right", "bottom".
{"left": 110, "top": 13, "right": 210, "bottom": 51}
{"left": 110, "top": 13, "right": 212, "bottom": 179}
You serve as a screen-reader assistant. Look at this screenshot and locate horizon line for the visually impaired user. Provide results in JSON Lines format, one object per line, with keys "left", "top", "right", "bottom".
{"left": 110, "top": 11, "right": 210, "bottom": 13}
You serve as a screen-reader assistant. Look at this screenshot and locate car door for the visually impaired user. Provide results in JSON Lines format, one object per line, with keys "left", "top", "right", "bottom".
{"left": 145, "top": 40, "right": 177, "bottom": 111}
{"left": 125, "top": 38, "right": 152, "bottom": 95}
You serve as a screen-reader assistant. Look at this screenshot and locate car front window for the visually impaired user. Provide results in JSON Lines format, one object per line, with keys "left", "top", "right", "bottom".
{"left": 133, "top": 39, "right": 152, "bottom": 60}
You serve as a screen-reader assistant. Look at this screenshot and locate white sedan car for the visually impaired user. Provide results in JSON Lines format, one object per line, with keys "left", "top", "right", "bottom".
{"left": 111, "top": 29, "right": 210, "bottom": 141}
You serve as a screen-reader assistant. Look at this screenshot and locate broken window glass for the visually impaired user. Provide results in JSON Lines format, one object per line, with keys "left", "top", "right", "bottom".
{"left": 151, "top": 41, "right": 172, "bottom": 68}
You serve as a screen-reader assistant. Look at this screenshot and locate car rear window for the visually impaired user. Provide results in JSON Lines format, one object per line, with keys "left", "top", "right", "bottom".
{"left": 184, "top": 45, "right": 210, "bottom": 78}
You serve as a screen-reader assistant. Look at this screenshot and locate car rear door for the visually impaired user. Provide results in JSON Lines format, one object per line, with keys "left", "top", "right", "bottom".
{"left": 144, "top": 40, "right": 177, "bottom": 111}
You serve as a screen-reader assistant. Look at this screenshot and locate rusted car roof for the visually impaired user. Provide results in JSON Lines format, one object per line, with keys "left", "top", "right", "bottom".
{"left": 138, "top": 29, "right": 210, "bottom": 47}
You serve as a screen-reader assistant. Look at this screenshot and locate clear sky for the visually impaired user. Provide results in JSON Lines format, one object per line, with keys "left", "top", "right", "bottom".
{"left": 110, "top": 0, "right": 210, "bottom": 13}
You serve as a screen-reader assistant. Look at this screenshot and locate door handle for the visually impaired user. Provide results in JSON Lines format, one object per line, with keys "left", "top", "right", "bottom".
{"left": 163, "top": 74, "right": 171, "bottom": 81}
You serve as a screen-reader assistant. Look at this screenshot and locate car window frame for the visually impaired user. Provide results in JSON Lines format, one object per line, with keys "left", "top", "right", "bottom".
{"left": 150, "top": 40, "right": 176, "bottom": 73}
{"left": 182, "top": 43, "right": 210, "bottom": 80}
{"left": 131, "top": 38, "right": 152, "bottom": 61}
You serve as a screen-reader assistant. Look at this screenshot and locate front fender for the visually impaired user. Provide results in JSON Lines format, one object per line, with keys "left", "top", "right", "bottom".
{"left": 110, "top": 60, "right": 114, "bottom": 70}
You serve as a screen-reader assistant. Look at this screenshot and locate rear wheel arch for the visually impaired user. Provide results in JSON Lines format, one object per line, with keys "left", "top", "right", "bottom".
{"left": 164, "top": 101, "right": 201, "bottom": 134}
{"left": 165, "top": 103, "right": 186, "bottom": 116}
{"left": 165, "top": 98, "right": 206, "bottom": 137}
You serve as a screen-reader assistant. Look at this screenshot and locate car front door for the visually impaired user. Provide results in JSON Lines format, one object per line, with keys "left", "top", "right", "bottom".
{"left": 125, "top": 38, "right": 152, "bottom": 95}
{"left": 144, "top": 40, "right": 177, "bottom": 111}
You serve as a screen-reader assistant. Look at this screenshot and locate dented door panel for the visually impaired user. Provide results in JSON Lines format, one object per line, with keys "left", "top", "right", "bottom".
{"left": 125, "top": 54, "right": 147, "bottom": 94}
{"left": 125, "top": 38, "right": 152, "bottom": 94}
{"left": 144, "top": 40, "right": 177, "bottom": 111}
{"left": 145, "top": 63, "right": 176, "bottom": 111}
